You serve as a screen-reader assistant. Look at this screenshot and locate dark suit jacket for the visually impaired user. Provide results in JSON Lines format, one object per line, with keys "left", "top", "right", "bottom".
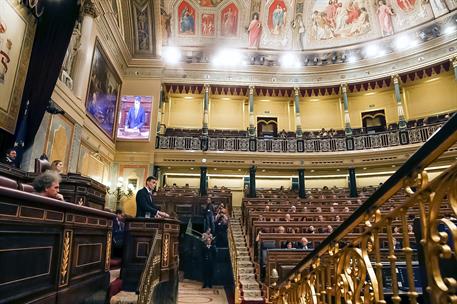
{"left": 136, "top": 187, "right": 160, "bottom": 217}
{"left": 125, "top": 106, "right": 145, "bottom": 129}
{"left": 1, "top": 157, "right": 17, "bottom": 167}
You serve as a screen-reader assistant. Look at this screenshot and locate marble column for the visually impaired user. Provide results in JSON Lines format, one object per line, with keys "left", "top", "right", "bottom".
{"left": 298, "top": 169, "right": 305, "bottom": 199}
{"left": 156, "top": 86, "right": 165, "bottom": 134}
{"left": 200, "top": 85, "right": 210, "bottom": 151}
{"left": 72, "top": 0, "right": 98, "bottom": 99}
{"left": 341, "top": 83, "right": 352, "bottom": 136}
{"left": 392, "top": 75, "right": 407, "bottom": 129}
{"left": 452, "top": 57, "right": 457, "bottom": 80}
{"left": 248, "top": 86, "right": 256, "bottom": 137}
{"left": 348, "top": 168, "right": 358, "bottom": 197}
{"left": 294, "top": 87, "right": 303, "bottom": 139}
{"left": 249, "top": 166, "right": 256, "bottom": 198}
{"left": 200, "top": 167, "right": 208, "bottom": 196}
{"left": 202, "top": 84, "right": 210, "bottom": 136}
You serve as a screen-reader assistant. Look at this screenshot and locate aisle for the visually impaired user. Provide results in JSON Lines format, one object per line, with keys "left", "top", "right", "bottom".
{"left": 178, "top": 280, "right": 228, "bottom": 304}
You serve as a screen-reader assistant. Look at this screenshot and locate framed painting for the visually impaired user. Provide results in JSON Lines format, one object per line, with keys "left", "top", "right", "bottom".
{"left": 85, "top": 39, "right": 121, "bottom": 139}
{"left": 0, "top": 0, "right": 36, "bottom": 134}
{"left": 116, "top": 95, "right": 153, "bottom": 141}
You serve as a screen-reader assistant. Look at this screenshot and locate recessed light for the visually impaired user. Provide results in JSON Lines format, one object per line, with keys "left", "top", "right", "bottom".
{"left": 262, "top": 169, "right": 266, "bottom": 172}
{"left": 190, "top": 167, "right": 194, "bottom": 170}
{"left": 363, "top": 167, "right": 367, "bottom": 170}
{"left": 167, "top": 167, "right": 171, "bottom": 169}
{"left": 391, "top": 165, "right": 396, "bottom": 168}
{"left": 213, "top": 168, "right": 217, "bottom": 171}
{"left": 336, "top": 169, "right": 340, "bottom": 171}
{"left": 310, "top": 169, "right": 315, "bottom": 172}
{"left": 184, "top": 96, "right": 193, "bottom": 99}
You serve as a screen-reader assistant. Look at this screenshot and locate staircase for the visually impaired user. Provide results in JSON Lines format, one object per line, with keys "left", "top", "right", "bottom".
{"left": 231, "top": 208, "right": 264, "bottom": 303}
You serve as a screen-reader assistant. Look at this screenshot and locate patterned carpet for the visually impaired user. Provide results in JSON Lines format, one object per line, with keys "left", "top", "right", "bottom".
{"left": 178, "top": 280, "right": 228, "bottom": 304}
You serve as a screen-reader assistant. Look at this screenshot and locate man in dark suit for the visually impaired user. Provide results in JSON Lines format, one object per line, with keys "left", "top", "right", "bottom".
{"left": 1, "top": 148, "right": 17, "bottom": 167}
{"left": 201, "top": 238, "right": 217, "bottom": 288}
{"left": 136, "top": 176, "right": 169, "bottom": 218}
{"left": 125, "top": 96, "right": 145, "bottom": 130}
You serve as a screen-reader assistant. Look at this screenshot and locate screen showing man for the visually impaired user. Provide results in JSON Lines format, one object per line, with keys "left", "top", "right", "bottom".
{"left": 116, "top": 95, "right": 153, "bottom": 140}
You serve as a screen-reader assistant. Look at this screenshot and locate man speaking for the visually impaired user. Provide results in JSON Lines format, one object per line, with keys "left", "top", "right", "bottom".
{"left": 136, "top": 176, "right": 169, "bottom": 218}
{"left": 125, "top": 96, "right": 145, "bottom": 130}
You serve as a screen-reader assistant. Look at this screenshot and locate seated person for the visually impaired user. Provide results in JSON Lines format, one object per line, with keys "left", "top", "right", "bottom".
{"left": 285, "top": 241, "right": 294, "bottom": 249}
{"left": 1, "top": 148, "right": 17, "bottom": 167}
{"left": 201, "top": 228, "right": 214, "bottom": 243}
{"left": 285, "top": 213, "right": 291, "bottom": 222}
{"left": 296, "top": 237, "right": 310, "bottom": 249}
{"left": 50, "top": 160, "right": 64, "bottom": 174}
{"left": 32, "top": 171, "right": 64, "bottom": 201}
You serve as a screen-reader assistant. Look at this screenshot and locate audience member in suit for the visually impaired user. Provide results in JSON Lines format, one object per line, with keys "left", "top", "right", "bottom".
{"left": 32, "top": 171, "right": 64, "bottom": 201}
{"left": 201, "top": 237, "right": 217, "bottom": 288}
{"left": 1, "top": 148, "right": 17, "bottom": 167}
{"left": 135, "top": 176, "right": 169, "bottom": 218}
{"left": 296, "top": 237, "right": 310, "bottom": 250}
{"left": 125, "top": 96, "right": 145, "bottom": 130}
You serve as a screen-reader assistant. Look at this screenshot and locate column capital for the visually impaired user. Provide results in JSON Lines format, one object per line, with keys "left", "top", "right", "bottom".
{"left": 81, "top": 0, "right": 99, "bottom": 18}
{"left": 249, "top": 85, "right": 255, "bottom": 95}
{"left": 340, "top": 83, "right": 348, "bottom": 94}
{"left": 391, "top": 74, "right": 400, "bottom": 84}
{"left": 204, "top": 84, "right": 210, "bottom": 93}
{"left": 451, "top": 56, "right": 457, "bottom": 68}
{"left": 293, "top": 87, "right": 300, "bottom": 96}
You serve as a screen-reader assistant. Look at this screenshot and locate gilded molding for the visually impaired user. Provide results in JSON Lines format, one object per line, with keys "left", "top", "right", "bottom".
{"left": 59, "top": 229, "right": 73, "bottom": 286}
{"left": 105, "top": 231, "right": 112, "bottom": 271}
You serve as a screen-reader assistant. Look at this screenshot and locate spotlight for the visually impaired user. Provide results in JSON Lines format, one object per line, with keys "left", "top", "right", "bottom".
{"left": 341, "top": 54, "right": 347, "bottom": 62}
{"left": 211, "top": 48, "right": 244, "bottom": 67}
{"left": 347, "top": 54, "right": 358, "bottom": 63}
{"left": 279, "top": 53, "right": 301, "bottom": 68}
{"left": 313, "top": 57, "right": 319, "bottom": 65}
{"left": 163, "top": 47, "right": 181, "bottom": 65}
{"left": 444, "top": 25, "right": 456, "bottom": 35}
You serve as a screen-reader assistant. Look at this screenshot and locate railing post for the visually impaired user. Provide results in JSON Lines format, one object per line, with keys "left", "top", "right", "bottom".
{"left": 248, "top": 86, "right": 257, "bottom": 151}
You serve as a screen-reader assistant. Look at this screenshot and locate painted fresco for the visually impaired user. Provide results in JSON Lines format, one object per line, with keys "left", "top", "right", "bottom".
{"left": 178, "top": 1, "right": 196, "bottom": 34}
{"left": 220, "top": 3, "right": 238, "bottom": 37}
{"left": 198, "top": 0, "right": 224, "bottom": 7}
{"left": 309, "top": 0, "right": 372, "bottom": 41}
{"left": 261, "top": 0, "right": 294, "bottom": 49}
{"left": 386, "top": 0, "right": 434, "bottom": 32}
{"left": 201, "top": 13, "right": 215, "bottom": 36}
{"left": 163, "top": 0, "right": 454, "bottom": 50}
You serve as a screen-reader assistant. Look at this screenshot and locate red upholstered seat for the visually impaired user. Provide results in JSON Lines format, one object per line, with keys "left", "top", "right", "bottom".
{"left": 18, "top": 183, "right": 34, "bottom": 193}
{"left": 34, "top": 158, "right": 51, "bottom": 174}
{"left": 0, "top": 176, "right": 18, "bottom": 189}
{"left": 108, "top": 278, "right": 123, "bottom": 299}
{"left": 110, "top": 258, "right": 122, "bottom": 268}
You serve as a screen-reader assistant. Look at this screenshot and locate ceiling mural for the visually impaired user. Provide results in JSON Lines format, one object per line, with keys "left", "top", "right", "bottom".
{"left": 161, "top": 0, "right": 456, "bottom": 50}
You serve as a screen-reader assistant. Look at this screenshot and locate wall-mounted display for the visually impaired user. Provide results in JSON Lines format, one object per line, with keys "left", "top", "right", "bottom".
{"left": 116, "top": 95, "right": 153, "bottom": 141}
{"left": 85, "top": 39, "right": 121, "bottom": 139}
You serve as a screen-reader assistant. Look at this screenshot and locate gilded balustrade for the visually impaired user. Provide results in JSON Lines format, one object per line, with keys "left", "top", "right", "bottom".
{"left": 228, "top": 224, "right": 242, "bottom": 304}
{"left": 269, "top": 114, "right": 457, "bottom": 304}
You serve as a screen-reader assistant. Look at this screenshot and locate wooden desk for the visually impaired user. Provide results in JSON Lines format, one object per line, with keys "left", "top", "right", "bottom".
{"left": 0, "top": 186, "right": 114, "bottom": 304}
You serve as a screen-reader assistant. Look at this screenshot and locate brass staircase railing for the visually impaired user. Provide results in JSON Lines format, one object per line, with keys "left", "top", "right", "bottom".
{"left": 228, "top": 221, "right": 242, "bottom": 304}
{"left": 137, "top": 232, "right": 162, "bottom": 304}
{"left": 270, "top": 114, "right": 457, "bottom": 303}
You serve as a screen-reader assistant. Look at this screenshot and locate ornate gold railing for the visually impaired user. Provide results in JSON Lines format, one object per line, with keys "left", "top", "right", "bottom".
{"left": 270, "top": 114, "right": 457, "bottom": 304}
{"left": 137, "top": 232, "right": 162, "bottom": 304}
{"left": 228, "top": 222, "right": 242, "bottom": 304}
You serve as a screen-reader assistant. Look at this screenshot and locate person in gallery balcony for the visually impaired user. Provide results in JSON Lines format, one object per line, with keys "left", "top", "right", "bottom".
{"left": 296, "top": 237, "right": 310, "bottom": 250}
{"left": 335, "top": 215, "right": 341, "bottom": 222}
{"left": 1, "top": 148, "right": 17, "bottom": 167}
{"left": 32, "top": 171, "right": 64, "bottom": 201}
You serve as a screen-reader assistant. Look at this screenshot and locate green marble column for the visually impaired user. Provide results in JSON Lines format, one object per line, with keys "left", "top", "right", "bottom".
{"left": 294, "top": 87, "right": 303, "bottom": 139}
{"left": 392, "top": 75, "right": 407, "bottom": 129}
